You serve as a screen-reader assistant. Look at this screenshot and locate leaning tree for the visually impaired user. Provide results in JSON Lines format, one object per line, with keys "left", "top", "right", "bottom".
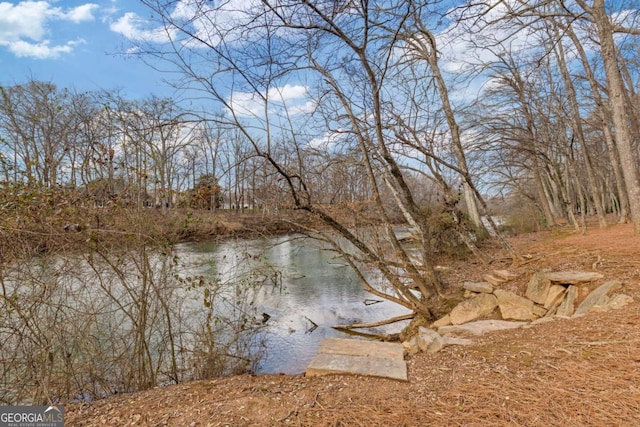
{"left": 126, "top": 0, "right": 518, "bottom": 321}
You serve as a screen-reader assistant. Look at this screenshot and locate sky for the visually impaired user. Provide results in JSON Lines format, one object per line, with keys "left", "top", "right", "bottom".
{"left": 0, "top": 0, "right": 587, "bottom": 106}
{"left": 0, "top": 0, "right": 600, "bottom": 155}
{"left": 0, "top": 0, "right": 179, "bottom": 98}
{"left": 2, "top": 1, "right": 635, "bottom": 110}
{"left": 0, "top": 0, "right": 323, "bottom": 113}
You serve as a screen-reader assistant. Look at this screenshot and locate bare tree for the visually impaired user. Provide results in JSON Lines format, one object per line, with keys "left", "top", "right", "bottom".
{"left": 0, "top": 81, "right": 79, "bottom": 187}
{"left": 586, "top": 0, "right": 640, "bottom": 234}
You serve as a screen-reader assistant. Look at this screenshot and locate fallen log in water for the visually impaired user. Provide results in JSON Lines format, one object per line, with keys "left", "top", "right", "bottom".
{"left": 333, "top": 313, "right": 415, "bottom": 330}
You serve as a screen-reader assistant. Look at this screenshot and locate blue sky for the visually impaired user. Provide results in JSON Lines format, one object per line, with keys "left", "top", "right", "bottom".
{"left": 2, "top": 1, "right": 636, "bottom": 109}
{"left": 0, "top": 0, "right": 179, "bottom": 98}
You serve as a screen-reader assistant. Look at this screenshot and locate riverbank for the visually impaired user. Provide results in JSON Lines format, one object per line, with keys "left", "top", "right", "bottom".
{"left": 0, "top": 205, "right": 306, "bottom": 261}
{"left": 66, "top": 222, "right": 640, "bottom": 426}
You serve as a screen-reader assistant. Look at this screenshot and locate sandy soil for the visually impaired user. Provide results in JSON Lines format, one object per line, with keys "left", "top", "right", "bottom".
{"left": 66, "top": 223, "right": 640, "bottom": 426}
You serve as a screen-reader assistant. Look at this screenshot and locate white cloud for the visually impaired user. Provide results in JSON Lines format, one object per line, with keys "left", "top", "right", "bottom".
{"left": 307, "top": 129, "right": 346, "bottom": 151}
{"left": 0, "top": 1, "right": 97, "bottom": 59}
{"left": 288, "top": 100, "right": 316, "bottom": 115}
{"left": 0, "top": 1, "right": 51, "bottom": 41}
{"left": 110, "top": 0, "right": 273, "bottom": 48}
{"left": 228, "top": 84, "right": 311, "bottom": 118}
{"left": 435, "top": 0, "right": 540, "bottom": 74}
{"left": 125, "top": 46, "right": 141, "bottom": 55}
{"left": 171, "top": 0, "right": 263, "bottom": 46}
{"left": 228, "top": 91, "right": 264, "bottom": 118}
{"left": 100, "top": 1, "right": 120, "bottom": 23}
{"left": 110, "top": 12, "right": 176, "bottom": 43}
{"left": 61, "top": 3, "right": 99, "bottom": 23}
{"left": 269, "top": 84, "right": 307, "bottom": 102}
{"left": 9, "top": 39, "right": 84, "bottom": 59}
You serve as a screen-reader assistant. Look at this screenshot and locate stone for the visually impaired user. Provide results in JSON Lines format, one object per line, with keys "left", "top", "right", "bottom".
{"left": 483, "top": 274, "right": 507, "bottom": 286}
{"left": 543, "top": 286, "right": 566, "bottom": 317}
{"left": 492, "top": 270, "right": 520, "bottom": 280}
{"left": 589, "top": 293, "right": 633, "bottom": 313}
{"left": 316, "top": 338, "right": 404, "bottom": 360}
{"left": 574, "top": 280, "right": 623, "bottom": 316}
{"left": 431, "top": 314, "right": 451, "bottom": 328}
{"left": 449, "top": 293, "right": 498, "bottom": 325}
{"left": 601, "top": 294, "right": 634, "bottom": 310}
{"left": 544, "top": 271, "right": 604, "bottom": 284}
{"left": 417, "top": 327, "right": 445, "bottom": 354}
{"left": 306, "top": 353, "right": 408, "bottom": 381}
{"left": 307, "top": 338, "right": 407, "bottom": 381}
{"left": 532, "top": 305, "right": 548, "bottom": 318}
{"left": 494, "top": 289, "right": 538, "bottom": 321}
{"left": 463, "top": 281, "right": 494, "bottom": 294}
{"left": 438, "top": 320, "right": 527, "bottom": 337}
{"left": 463, "top": 290, "right": 475, "bottom": 298}
{"left": 402, "top": 336, "right": 420, "bottom": 356}
{"left": 556, "top": 285, "right": 578, "bottom": 317}
{"left": 526, "top": 272, "right": 552, "bottom": 305}
{"left": 544, "top": 285, "right": 567, "bottom": 309}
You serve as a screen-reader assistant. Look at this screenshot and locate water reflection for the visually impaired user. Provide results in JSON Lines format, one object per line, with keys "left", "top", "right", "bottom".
{"left": 178, "top": 234, "right": 411, "bottom": 374}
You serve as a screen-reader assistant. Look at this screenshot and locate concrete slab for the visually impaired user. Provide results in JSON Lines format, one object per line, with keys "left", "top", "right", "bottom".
{"left": 306, "top": 353, "right": 408, "bottom": 381}
{"left": 317, "top": 338, "right": 405, "bottom": 360}
{"left": 305, "top": 338, "right": 408, "bottom": 381}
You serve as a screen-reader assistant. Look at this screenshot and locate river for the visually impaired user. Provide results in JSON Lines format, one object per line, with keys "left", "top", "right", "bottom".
{"left": 178, "top": 234, "right": 411, "bottom": 374}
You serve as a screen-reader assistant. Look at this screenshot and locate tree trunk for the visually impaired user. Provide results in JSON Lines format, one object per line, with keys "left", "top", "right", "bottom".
{"left": 552, "top": 24, "right": 607, "bottom": 227}
{"left": 592, "top": 0, "right": 640, "bottom": 234}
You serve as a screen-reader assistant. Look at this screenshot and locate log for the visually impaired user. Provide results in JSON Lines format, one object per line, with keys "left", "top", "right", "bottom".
{"left": 333, "top": 329, "right": 401, "bottom": 342}
{"left": 333, "top": 313, "right": 415, "bottom": 330}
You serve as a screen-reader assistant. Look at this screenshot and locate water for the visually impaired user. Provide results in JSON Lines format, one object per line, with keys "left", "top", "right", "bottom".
{"left": 1, "top": 233, "right": 412, "bottom": 404}
{"left": 178, "top": 234, "right": 411, "bottom": 374}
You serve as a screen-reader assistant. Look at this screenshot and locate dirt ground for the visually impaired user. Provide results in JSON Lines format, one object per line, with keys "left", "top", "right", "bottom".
{"left": 66, "top": 222, "right": 640, "bottom": 426}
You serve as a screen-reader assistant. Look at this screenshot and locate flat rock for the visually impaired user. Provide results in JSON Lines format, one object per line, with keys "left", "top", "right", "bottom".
{"left": 494, "top": 289, "right": 538, "bottom": 321}
{"left": 545, "top": 271, "right": 604, "bottom": 284}
{"left": 544, "top": 285, "right": 567, "bottom": 309}
{"left": 556, "top": 285, "right": 578, "bottom": 317}
{"left": 463, "top": 281, "right": 494, "bottom": 294}
{"left": 493, "top": 270, "right": 520, "bottom": 280}
{"left": 483, "top": 274, "right": 507, "bottom": 286}
{"left": 449, "top": 293, "right": 498, "bottom": 325}
{"left": 438, "top": 320, "right": 527, "bottom": 337}
{"left": 306, "top": 353, "right": 407, "bottom": 381}
{"left": 316, "top": 338, "right": 404, "bottom": 360}
{"left": 532, "top": 305, "right": 547, "bottom": 317}
{"left": 307, "top": 338, "right": 407, "bottom": 381}
{"left": 593, "top": 294, "right": 634, "bottom": 311}
{"left": 526, "top": 272, "right": 552, "bottom": 305}
{"left": 574, "top": 280, "right": 623, "bottom": 316}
